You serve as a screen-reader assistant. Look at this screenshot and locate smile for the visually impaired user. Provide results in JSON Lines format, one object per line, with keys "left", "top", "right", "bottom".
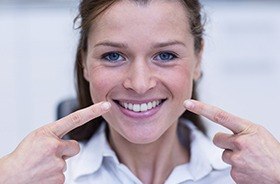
{"left": 115, "top": 99, "right": 166, "bottom": 113}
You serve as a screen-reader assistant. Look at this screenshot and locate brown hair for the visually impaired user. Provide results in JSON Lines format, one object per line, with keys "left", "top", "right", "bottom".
{"left": 68, "top": 0, "right": 206, "bottom": 142}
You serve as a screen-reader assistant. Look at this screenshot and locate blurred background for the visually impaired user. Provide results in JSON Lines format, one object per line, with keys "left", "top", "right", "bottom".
{"left": 0, "top": 0, "right": 280, "bottom": 157}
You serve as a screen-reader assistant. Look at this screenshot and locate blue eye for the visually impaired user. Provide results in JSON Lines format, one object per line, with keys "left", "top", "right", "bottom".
{"left": 102, "top": 52, "right": 125, "bottom": 63}
{"left": 154, "top": 52, "right": 177, "bottom": 62}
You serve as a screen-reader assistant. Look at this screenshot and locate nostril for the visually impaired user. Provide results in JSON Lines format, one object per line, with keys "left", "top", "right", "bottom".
{"left": 122, "top": 77, "right": 157, "bottom": 94}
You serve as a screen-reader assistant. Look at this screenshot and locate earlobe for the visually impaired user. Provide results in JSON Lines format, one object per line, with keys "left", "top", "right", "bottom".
{"left": 193, "top": 53, "right": 202, "bottom": 81}
{"left": 193, "top": 64, "right": 202, "bottom": 81}
{"left": 81, "top": 51, "right": 89, "bottom": 81}
{"left": 83, "top": 66, "right": 89, "bottom": 81}
{"left": 194, "top": 41, "right": 204, "bottom": 81}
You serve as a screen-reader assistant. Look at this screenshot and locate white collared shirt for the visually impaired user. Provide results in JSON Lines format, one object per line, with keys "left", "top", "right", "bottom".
{"left": 65, "top": 120, "right": 235, "bottom": 184}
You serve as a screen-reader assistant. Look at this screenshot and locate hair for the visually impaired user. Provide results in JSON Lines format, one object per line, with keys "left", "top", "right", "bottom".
{"left": 68, "top": 0, "right": 206, "bottom": 144}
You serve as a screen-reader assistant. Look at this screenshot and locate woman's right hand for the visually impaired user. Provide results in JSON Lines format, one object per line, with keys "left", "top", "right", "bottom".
{"left": 0, "top": 101, "right": 111, "bottom": 184}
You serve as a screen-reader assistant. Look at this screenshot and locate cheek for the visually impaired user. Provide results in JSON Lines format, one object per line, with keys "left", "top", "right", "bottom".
{"left": 87, "top": 66, "right": 121, "bottom": 103}
{"left": 162, "top": 65, "right": 194, "bottom": 99}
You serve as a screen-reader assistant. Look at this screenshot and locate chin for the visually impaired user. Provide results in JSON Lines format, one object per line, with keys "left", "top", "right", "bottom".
{"left": 104, "top": 107, "right": 177, "bottom": 145}
{"left": 119, "top": 123, "right": 166, "bottom": 145}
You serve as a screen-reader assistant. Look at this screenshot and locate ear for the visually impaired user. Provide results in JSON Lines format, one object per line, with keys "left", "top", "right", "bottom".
{"left": 82, "top": 51, "right": 90, "bottom": 81}
{"left": 193, "top": 42, "right": 204, "bottom": 81}
{"left": 193, "top": 58, "right": 201, "bottom": 81}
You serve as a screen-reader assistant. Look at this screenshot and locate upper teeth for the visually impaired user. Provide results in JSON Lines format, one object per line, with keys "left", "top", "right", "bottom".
{"left": 121, "top": 100, "right": 161, "bottom": 112}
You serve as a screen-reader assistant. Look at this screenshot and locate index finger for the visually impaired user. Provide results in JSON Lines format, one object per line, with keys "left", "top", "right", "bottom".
{"left": 48, "top": 101, "right": 111, "bottom": 138}
{"left": 184, "top": 99, "right": 251, "bottom": 134}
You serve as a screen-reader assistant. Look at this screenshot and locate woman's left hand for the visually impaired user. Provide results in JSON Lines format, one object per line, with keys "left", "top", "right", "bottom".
{"left": 184, "top": 99, "right": 280, "bottom": 184}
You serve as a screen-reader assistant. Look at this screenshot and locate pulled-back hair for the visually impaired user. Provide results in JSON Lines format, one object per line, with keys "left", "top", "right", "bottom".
{"left": 68, "top": 0, "right": 206, "bottom": 142}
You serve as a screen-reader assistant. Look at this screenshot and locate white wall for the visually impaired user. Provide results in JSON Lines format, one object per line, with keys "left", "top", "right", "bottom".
{"left": 201, "top": 1, "right": 280, "bottom": 139}
{"left": 0, "top": 3, "right": 78, "bottom": 156}
{"left": 0, "top": 1, "right": 279, "bottom": 157}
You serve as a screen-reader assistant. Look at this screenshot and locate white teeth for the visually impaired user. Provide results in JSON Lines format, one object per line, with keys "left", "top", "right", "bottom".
{"left": 124, "top": 103, "right": 128, "bottom": 109}
{"left": 147, "top": 102, "right": 153, "bottom": 110}
{"left": 153, "top": 101, "right": 157, "bottom": 107}
{"left": 128, "top": 103, "right": 133, "bottom": 110}
{"left": 121, "top": 100, "right": 162, "bottom": 112}
{"left": 133, "top": 104, "right": 140, "bottom": 112}
{"left": 140, "top": 103, "right": 148, "bottom": 111}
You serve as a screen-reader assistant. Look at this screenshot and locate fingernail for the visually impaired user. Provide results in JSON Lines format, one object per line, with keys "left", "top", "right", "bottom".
{"left": 184, "top": 100, "right": 194, "bottom": 109}
{"left": 101, "top": 102, "right": 111, "bottom": 111}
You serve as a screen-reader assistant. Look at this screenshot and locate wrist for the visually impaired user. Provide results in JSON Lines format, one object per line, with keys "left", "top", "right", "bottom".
{"left": 0, "top": 154, "right": 21, "bottom": 184}
{"left": 0, "top": 155, "right": 12, "bottom": 183}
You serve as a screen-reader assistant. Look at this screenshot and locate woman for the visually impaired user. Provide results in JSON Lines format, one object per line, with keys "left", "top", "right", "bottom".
{"left": 0, "top": 0, "right": 279, "bottom": 183}
{"left": 65, "top": 0, "right": 232, "bottom": 183}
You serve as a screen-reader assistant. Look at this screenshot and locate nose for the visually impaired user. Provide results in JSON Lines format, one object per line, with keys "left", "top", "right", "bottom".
{"left": 123, "top": 59, "right": 157, "bottom": 94}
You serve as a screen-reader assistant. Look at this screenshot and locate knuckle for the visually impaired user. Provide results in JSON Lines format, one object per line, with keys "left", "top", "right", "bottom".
{"left": 242, "top": 121, "right": 257, "bottom": 132}
{"left": 50, "top": 139, "right": 62, "bottom": 150}
{"left": 232, "top": 136, "right": 246, "bottom": 149}
{"left": 230, "top": 154, "right": 239, "bottom": 166}
{"left": 230, "top": 168, "right": 239, "bottom": 182}
{"left": 230, "top": 167, "right": 246, "bottom": 183}
{"left": 90, "top": 105, "right": 99, "bottom": 116}
{"left": 231, "top": 153, "right": 246, "bottom": 167}
{"left": 56, "top": 158, "right": 66, "bottom": 171}
{"left": 65, "top": 140, "right": 81, "bottom": 157}
{"left": 69, "top": 112, "right": 82, "bottom": 124}
{"left": 55, "top": 174, "right": 66, "bottom": 184}
{"left": 32, "top": 127, "right": 50, "bottom": 138}
{"left": 255, "top": 124, "right": 265, "bottom": 133}
{"left": 43, "top": 139, "right": 62, "bottom": 156}
{"left": 213, "top": 110, "right": 230, "bottom": 124}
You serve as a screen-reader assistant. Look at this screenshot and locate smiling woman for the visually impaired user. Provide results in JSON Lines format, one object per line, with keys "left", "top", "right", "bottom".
{"left": 70, "top": 0, "right": 206, "bottom": 141}
{"left": 64, "top": 0, "right": 233, "bottom": 183}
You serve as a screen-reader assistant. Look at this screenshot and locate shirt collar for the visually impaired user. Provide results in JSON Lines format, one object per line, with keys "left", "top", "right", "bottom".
{"left": 176, "top": 120, "right": 229, "bottom": 182}
{"left": 187, "top": 121, "right": 229, "bottom": 170}
{"left": 164, "top": 120, "right": 229, "bottom": 183}
{"left": 72, "top": 123, "right": 118, "bottom": 180}
{"left": 72, "top": 120, "right": 229, "bottom": 182}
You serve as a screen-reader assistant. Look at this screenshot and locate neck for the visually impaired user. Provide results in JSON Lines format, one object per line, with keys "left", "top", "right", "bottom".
{"left": 109, "top": 122, "right": 189, "bottom": 184}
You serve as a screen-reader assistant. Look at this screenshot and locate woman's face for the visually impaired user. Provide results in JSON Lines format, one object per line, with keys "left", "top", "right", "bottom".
{"left": 83, "top": 0, "right": 202, "bottom": 144}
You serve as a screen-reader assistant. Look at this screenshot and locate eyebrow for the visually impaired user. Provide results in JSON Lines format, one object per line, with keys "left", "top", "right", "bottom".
{"left": 152, "top": 40, "right": 186, "bottom": 48}
{"left": 94, "top": 41, "right": 128, "bottom": 49}
{"left": 93, "top": 40, "right": 186, "bottom": 49}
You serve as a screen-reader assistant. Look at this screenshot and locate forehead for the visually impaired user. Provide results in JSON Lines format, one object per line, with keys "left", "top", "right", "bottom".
{"left": 102, "top": 0, "right": 188, "bottom": 21}
{"left": 88, "top": 0, "right": 191, "bottom": 44}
